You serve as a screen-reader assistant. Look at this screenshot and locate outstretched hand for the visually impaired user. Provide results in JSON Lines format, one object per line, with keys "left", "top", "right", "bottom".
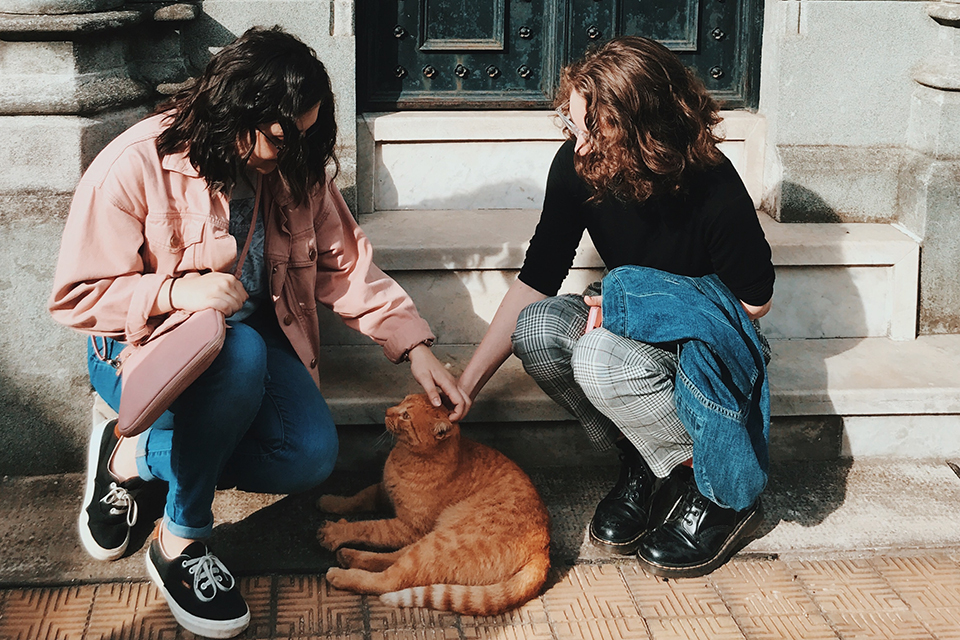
{"left": 407, "top": 344, "right": 471, "bottom": 422}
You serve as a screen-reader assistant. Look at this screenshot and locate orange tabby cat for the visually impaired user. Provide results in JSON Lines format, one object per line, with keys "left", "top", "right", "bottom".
{"left": 316, "top": 393, "right": 551, "bottom": 616}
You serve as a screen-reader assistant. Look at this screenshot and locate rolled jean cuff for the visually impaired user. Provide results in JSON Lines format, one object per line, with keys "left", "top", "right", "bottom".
{"left": 134, "top": 432, "right": 158, "bottom": 482}
{"left": 163, "top": 514, "right": 213, "bottom": 540}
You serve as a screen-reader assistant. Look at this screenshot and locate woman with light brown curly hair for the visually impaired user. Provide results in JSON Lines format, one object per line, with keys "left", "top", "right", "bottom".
{"left": 457, "top": 36, "right": 775, "bottom": 577}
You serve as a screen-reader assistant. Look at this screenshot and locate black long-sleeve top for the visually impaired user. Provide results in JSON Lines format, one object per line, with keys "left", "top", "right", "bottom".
{"left": 518, "top": 140, "right": 775, "bottom": 306}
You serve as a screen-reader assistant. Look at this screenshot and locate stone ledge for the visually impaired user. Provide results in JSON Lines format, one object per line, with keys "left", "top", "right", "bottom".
{"left": 0, "top": 7, "right": 142, "bottom": 33}
{"left": 318, "top": 336, "right": 960, "bottom": 426}
{"left": 358, "top": 209, "right": 919, "bottom": 271}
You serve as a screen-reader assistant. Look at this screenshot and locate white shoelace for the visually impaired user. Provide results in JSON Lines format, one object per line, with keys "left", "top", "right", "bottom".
{"left": 183, "top": 550, "right": 236, "bottom": 603}
{"left": 100, "top": 482, "right": 138, "bottom": 527}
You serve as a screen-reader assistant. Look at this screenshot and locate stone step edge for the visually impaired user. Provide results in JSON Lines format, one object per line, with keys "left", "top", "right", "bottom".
{"left": 358, "top": 209, "right": 919, "bottom": 271}
{"left": 318, "top": 336, "right": 960, "bottom": 424}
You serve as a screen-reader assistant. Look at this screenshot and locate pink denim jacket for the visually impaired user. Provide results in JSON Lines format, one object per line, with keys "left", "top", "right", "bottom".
{"left": 49, "top": 113, "right": 434, "bottom": 386}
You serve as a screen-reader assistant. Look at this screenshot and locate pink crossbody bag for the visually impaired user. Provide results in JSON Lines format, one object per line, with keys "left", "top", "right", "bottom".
{"left": 97, "top": 177, "right": 262, "bottom": 438}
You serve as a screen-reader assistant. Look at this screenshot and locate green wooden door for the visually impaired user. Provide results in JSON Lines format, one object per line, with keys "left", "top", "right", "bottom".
{"left": 358, "top": 0, "right": 762, "bottom": 110}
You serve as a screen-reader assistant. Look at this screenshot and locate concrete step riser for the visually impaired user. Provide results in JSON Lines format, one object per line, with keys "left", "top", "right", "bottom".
{"left": 358, "top": 111, "right": 767, "bottom": 212}
{"left": 319, "top": 261, "right": 915, "bottom": 344}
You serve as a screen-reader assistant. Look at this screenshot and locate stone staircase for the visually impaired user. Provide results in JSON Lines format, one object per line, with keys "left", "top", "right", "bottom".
{"left": 315, "top": 111, "right": 960, "bottom": 461}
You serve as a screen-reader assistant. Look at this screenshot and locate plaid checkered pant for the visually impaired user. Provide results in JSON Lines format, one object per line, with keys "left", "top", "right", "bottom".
{"left": 511, "top": 289, "right": 693, "bottom": 478}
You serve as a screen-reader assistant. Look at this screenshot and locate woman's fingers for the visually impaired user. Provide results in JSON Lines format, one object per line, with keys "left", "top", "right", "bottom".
{"left": 170, "top": 272, "right": 247, "bottom": 315}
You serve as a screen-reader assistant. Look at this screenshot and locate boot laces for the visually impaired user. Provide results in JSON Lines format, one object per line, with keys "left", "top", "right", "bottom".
{"left": 101, "top": 482, "right": 138, "bottom": 527}
{"left": 183, "top": 550, "right": 236, "bottom": 602}
{"left": 674, "top": 486, "right": 708, "bottom": 530}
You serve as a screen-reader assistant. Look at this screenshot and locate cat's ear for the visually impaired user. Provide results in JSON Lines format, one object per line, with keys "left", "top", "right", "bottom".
{"left": 433, "top": 419, "right": 453, "bottom": 441}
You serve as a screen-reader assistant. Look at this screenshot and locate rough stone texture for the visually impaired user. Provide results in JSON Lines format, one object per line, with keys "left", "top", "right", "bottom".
{"left": 0, "top": 37, "right": 154, "bottom": 116}
{"left": 899, "top": 14, "right": 960, "bottom": 334}
{"left": 777, "top": 146, "right": 903, "bottom": 223}
{"left": 0, "top": 0, "right": 122, "bottom": 14}
{"left": 0, "top": 210, "right": 91, "bottom": 477}
{"left": 905, "top": 157, "right": 960, "bottom": 333}
{"left": 765, "top": 1, "right": 930, "bottom": 149}
{"left": 759, "top": 1, "right": 933, "bottom": 222}
{"left": 0, "top": 8, "right": 142, "bottom": 33}
{"left": 0, "top": 110, "right": 146, "bottom": 194}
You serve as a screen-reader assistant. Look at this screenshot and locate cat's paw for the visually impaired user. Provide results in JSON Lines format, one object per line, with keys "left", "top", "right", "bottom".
{"left": 325, "top": 567, "right": 348, "bottom": 590}
{"left": 317, "top": 518, "right": 351, "bottom": 551}
{"left": 336, "top": 547, "right": 360, "bottom": 568}
{"left": 316, "top": 494, "right": 347, "bottom": 513}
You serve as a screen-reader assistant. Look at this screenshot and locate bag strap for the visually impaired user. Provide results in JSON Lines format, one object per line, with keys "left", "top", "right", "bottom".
{"left": 92, "top": 175, "right": 262, "bottom": 366}
{"left": 233, "top": 174, "right": 262, "bottom": 279}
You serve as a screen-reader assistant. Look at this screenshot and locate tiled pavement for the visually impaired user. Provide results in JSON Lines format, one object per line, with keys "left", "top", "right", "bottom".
{"left": 4, "top": 552, "right": 960, "bottom": 640}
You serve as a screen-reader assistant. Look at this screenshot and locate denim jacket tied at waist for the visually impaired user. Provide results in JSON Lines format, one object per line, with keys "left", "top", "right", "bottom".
{"left": 601, "top": 266, "right": 770, "bottom": 511}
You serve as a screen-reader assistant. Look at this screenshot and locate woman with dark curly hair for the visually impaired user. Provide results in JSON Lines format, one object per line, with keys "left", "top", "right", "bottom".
{"left": 459, "top": 36, "right": 774, "bottom": 578}
{"left": 49, "top": 27, "right": 465, "bottom": 637}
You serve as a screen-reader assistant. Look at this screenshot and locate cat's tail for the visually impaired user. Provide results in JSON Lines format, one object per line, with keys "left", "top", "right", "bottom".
{"left": 379, "top": 551, "right": 550, "bottom": 616}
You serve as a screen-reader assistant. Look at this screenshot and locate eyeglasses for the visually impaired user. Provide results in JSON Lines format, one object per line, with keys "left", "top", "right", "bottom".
{"left": 257, "top": 127, "right": 285, "bottom": 152}
{"left": 555, "top": 105, "right": 587, "bottom": 140}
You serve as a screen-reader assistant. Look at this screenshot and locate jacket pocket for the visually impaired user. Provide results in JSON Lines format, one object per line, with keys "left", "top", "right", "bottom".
{"left": 144, "top": 213, "right": 232, "bottom": 273}
{"left": 144, "top": 214, "right": 208, "bottom": 252}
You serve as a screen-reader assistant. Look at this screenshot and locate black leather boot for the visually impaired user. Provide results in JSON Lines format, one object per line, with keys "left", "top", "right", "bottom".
{"left": 589, "top": 439, "right": 657, "bottom": 554}
{"left": 636, "top": 473, "right": 764, "bottom": 578}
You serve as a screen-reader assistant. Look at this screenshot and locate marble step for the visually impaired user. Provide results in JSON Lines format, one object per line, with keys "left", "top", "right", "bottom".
{"left": 318, "top": 335, "right": 960, "bottom": 459}
{"left": 321, "top": 209, "right": 920, "bottom": 344}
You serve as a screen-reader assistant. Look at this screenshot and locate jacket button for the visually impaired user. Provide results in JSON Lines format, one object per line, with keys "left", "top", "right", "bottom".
{"left": 272, "top": 266, "right": 278, "bottom": 274}
{"left": 309, "top": 357, "right": 317, "bottom": 368}
{"left": 283, "top": 314, "right": 294, "bottom": 325}
{"left": 308, "top": 248, "right": 317, "bottom": 261}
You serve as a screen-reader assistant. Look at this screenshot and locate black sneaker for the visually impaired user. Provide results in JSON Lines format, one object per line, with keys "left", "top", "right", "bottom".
{"left": 147, "top": 538, "right": 250, "bottom": 638}
{"left": 79, "top": 418, "right": 142, "bottom": 561}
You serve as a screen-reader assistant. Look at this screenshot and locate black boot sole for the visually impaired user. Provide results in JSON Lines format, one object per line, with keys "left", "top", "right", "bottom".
{"left": 636, "top": 500, "right": 765, "bottom": 579}
{"left": 589, "top": 528, "right": 645, "bottom": 556}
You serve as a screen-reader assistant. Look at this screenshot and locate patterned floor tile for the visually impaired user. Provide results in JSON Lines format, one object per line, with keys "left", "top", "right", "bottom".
{"left": 368, "top": 629, "right": 462, "bottom": 639}
{"left": 712, "top": 560, "right": 820, "bottom": 617}
{"left": 823, "top": 611, "right": 934, "bottom": 640}
{"left": 458, "top": 596, "right": 550, "bottom": 626}
{"left": 550, "top": 617, "right": 650, "bottom": 640}
{"left": 275, "top": 574, "right": 365, "bottom": 638}
{"left": 85, "top": 582, "right": 180, "bottom": 640}
{"left": 620, "top": 565, "right": 730, "bottom": 618}
{"left": 366, "top": 595, "right": 461, "bottom": 632}
{"left": 0, "top": 585, "right": 96, "bottom": 640}
{"left": 869, "top": 555, "right": 960, "bottom": 609}
{"left": 912, "top": 608, "right": 960, "bottom": 640}
{"left": 735, "top": 614, "right": 838, "bottom": 640}
{"left": 788, "top": 559, "right": 910, "bottom": 613}
{"left": 237, "top": 576, "right": 275, "bottom": 640}
{"left": 460, "top": 623, "right": 555, "bottom": 639}
{"left": 542, "top": 565, "right": 641, "bottom": 621}
{"left": 645, "top": 616, "right": 746, "bottom": 640}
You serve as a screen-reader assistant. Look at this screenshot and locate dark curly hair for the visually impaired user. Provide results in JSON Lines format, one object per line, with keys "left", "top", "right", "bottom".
{"left": 155, "top": 26, "right": 339, "bottom": 206}
{"left": 558, "top": 36, "right": 724, "bottom": 203}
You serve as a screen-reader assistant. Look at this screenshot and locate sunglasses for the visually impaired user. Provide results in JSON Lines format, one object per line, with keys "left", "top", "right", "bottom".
{"left": 257, "top": 127, "right": 286, "bottom": 152}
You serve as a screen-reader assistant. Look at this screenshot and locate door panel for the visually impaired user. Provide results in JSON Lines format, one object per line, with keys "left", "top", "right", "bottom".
{"left": 358, "top": 0, "right": 761, "bottom": 110}
{"left": 421, "top": 0, "right": 505, "bottom": 50}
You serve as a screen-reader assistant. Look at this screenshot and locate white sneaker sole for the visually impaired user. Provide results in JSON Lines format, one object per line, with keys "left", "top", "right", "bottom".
{"left": 146, "top": 551, "right": 251, "bottom": 639}
{"left": 78, "top": 417, "right": 128, "bottom": 562}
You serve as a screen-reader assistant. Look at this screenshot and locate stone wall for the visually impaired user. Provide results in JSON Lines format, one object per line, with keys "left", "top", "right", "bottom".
{"left": 758, "top": 0, "right": 933, "bottom": 223}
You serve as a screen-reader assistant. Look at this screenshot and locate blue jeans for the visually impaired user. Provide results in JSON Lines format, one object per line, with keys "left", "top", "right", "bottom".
{"left": 88, "top": 310, "right": 339, "bottom": 539}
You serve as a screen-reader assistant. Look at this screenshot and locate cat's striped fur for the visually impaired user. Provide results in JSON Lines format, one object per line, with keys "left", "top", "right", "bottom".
{"left": 317, "top": 393, "right": 551, "bottom": 616}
